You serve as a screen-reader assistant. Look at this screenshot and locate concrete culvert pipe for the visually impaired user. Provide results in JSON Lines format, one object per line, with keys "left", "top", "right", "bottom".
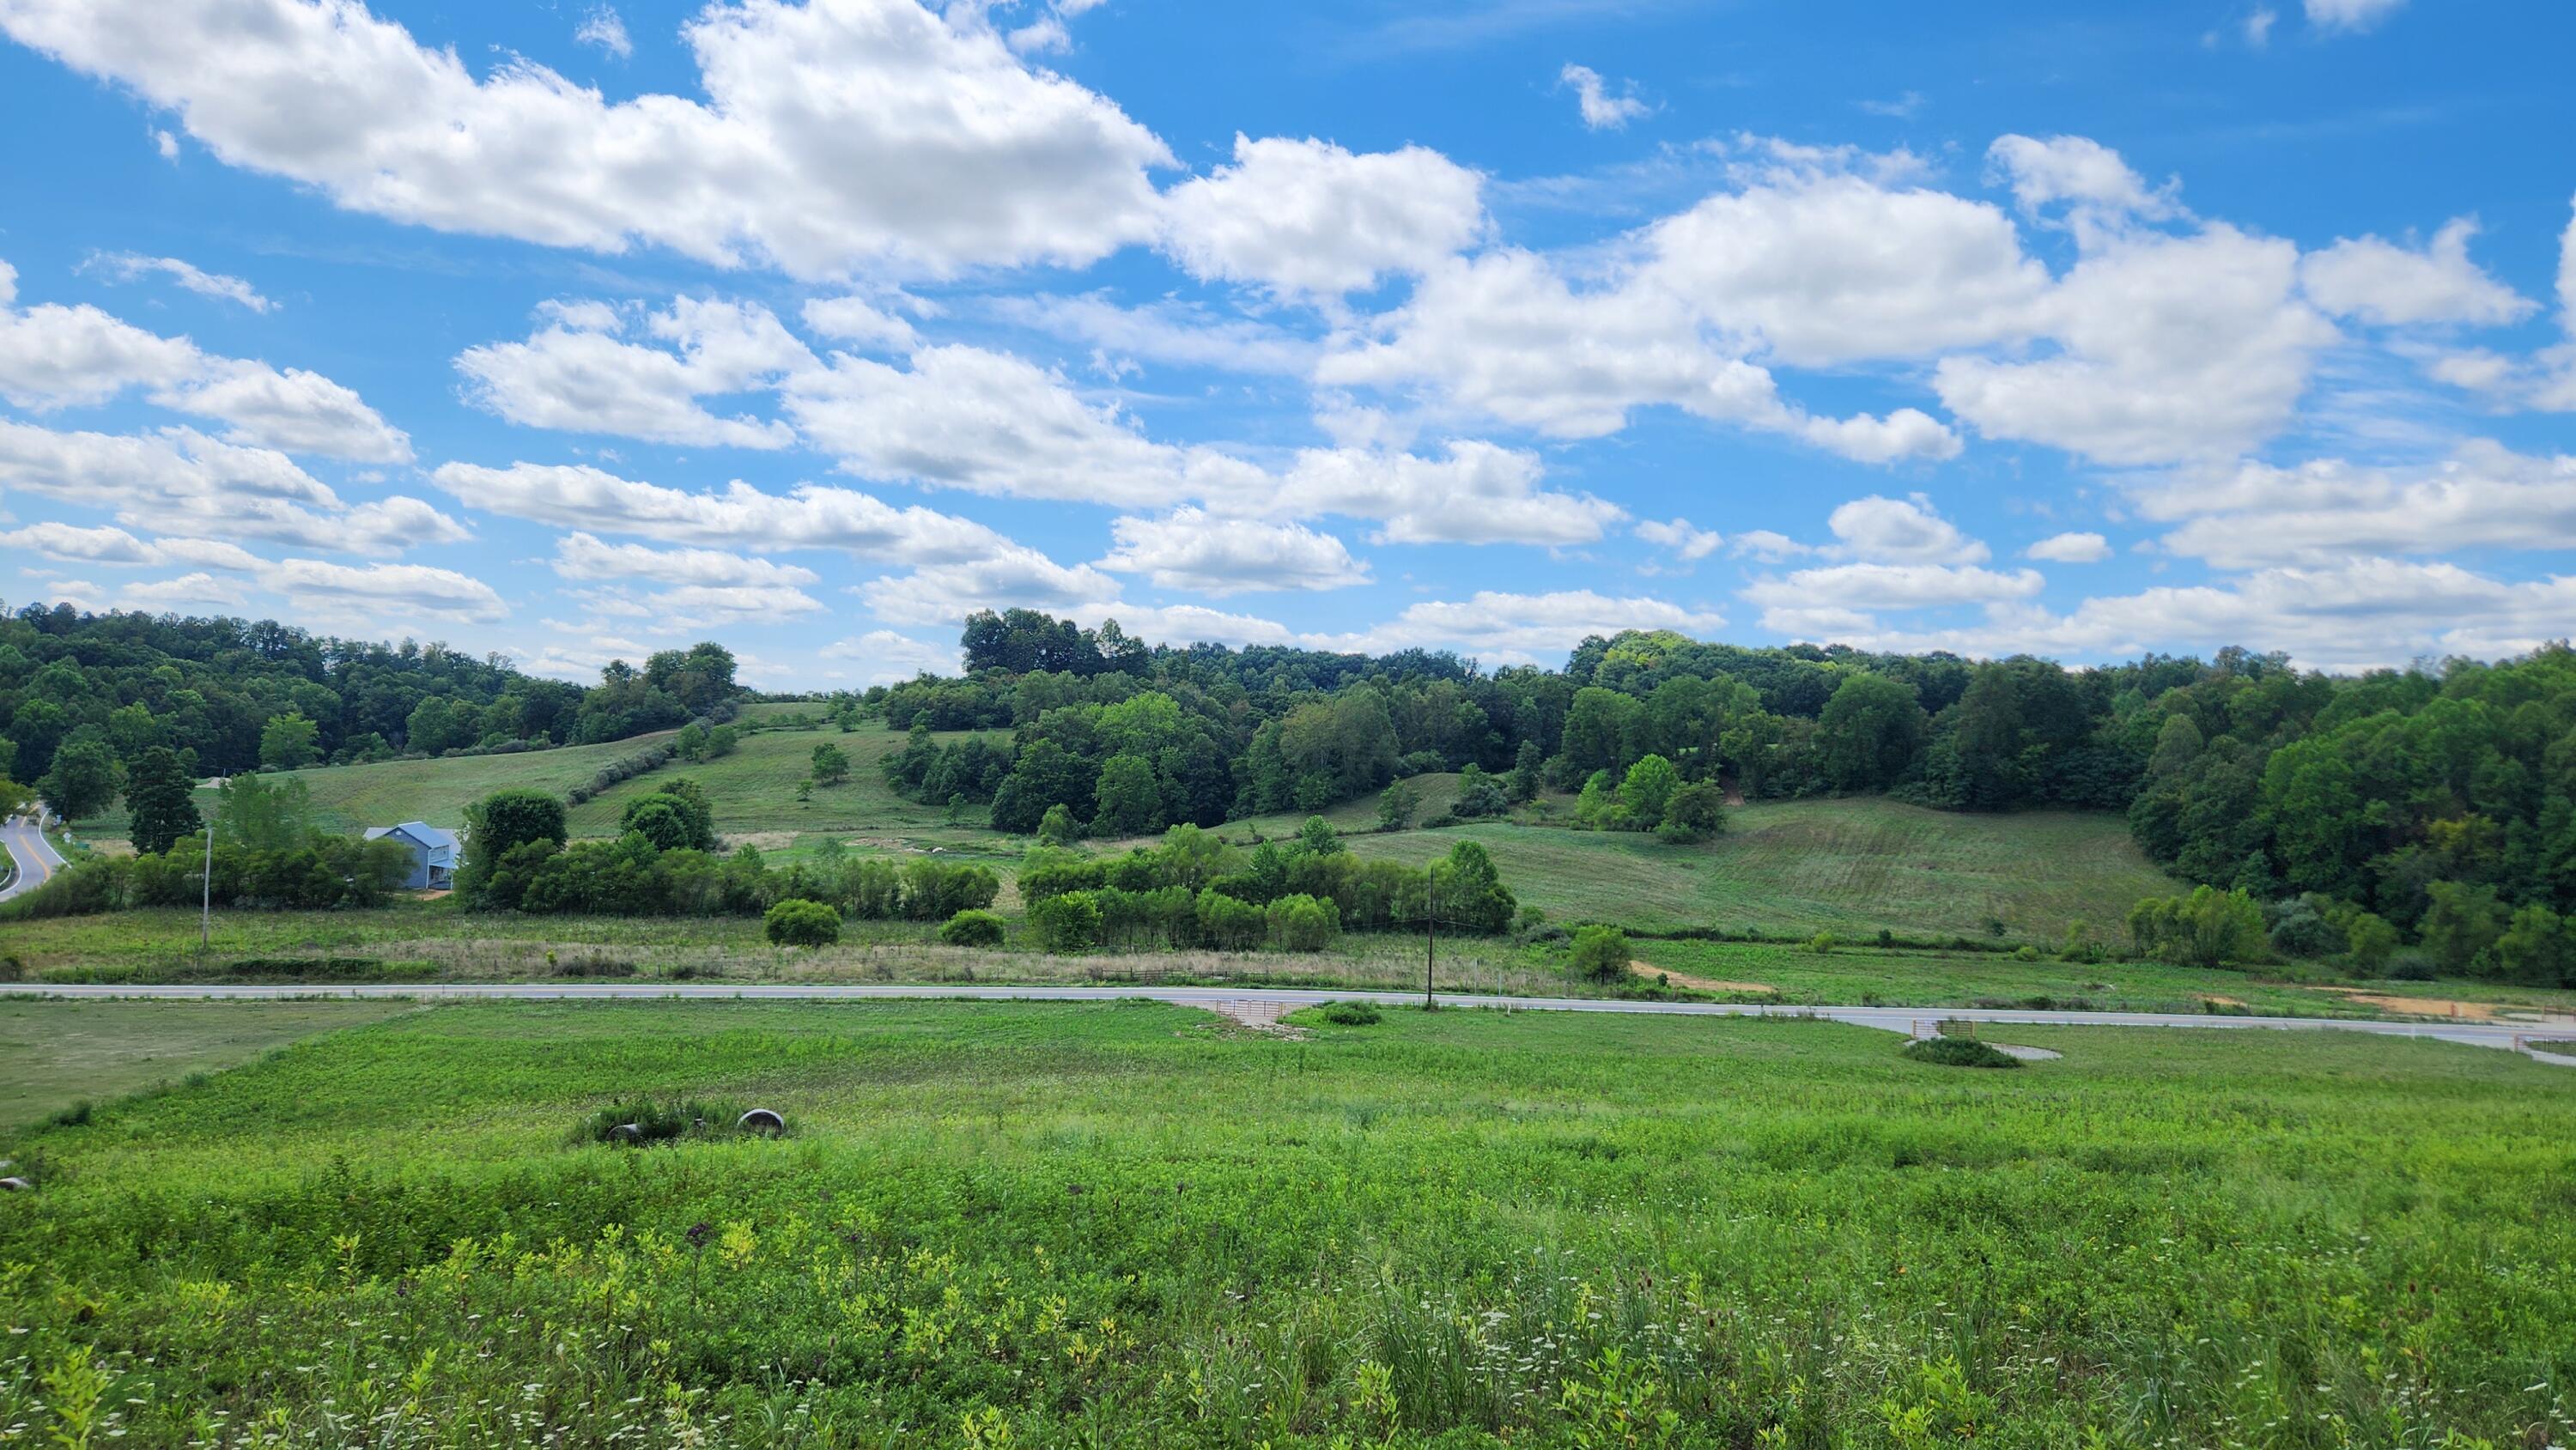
{"left": 738, "top": 1107, "right": 785, "bottom": 1134}
{"left": 611, "top": 1123, "right": 643, "bottom": 1143}
{"left": 0, "top": 1177, "right": 29, "bottom": 1192}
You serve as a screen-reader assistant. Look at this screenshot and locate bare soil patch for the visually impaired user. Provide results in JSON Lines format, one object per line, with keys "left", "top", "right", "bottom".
{"left": 1200, "top": 998, "right": 1304, "bottom": 1035}
{"left": 1632, "top": 961, "right": 1776, "bottom": 994}
{"left": 2328, "top": 989, "right": 2511, "bottom": 1022}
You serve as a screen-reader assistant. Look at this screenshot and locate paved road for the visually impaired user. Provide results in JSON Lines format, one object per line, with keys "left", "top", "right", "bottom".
{"left": 0, "top": 814, "right": 66, "bottom": 903}
{"left": 6, "top": 980, "right": 2568, "bottom": 1057}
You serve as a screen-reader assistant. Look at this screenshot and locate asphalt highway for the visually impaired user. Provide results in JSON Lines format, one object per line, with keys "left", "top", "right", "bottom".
{"left": 0, "top": 813, "right": 66, "bottom": 904}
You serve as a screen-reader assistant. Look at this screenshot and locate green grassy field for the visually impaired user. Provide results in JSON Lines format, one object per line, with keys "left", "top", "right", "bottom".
{"left": 0, "top": 998, "right": 2569, "bottom": 1447}
{"left": 0, "top": 998, "right": 414, "bottom": 1126}
{"left": 70, "top": 729, "right": 684, "bottom": 841}
{"left": 1343, "top": 796, "right": 2184, "bottom": 940}
{"left": 564, "top": 724, "right": 1012, "bottom": 852}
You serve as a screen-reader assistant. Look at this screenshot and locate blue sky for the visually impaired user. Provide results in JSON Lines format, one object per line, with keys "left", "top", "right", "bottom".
{"left": 3, "top": 0, "right": 2573, "bottom": 688}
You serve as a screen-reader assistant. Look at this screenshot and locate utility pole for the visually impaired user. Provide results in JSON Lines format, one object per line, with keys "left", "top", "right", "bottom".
{"left": 198, "top": 773, "right": 222, "bottom": 963}
{"left": 1423, "top": 871, "right": 1437, "bottom": 1010}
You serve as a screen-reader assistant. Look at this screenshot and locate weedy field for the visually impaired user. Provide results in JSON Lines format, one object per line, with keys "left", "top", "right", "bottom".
{"left": 1346, "top": 797, "right": 2182, "bottom": 940}
{"left": 0, "top": 999, "right": 2571, "bottom": 1448}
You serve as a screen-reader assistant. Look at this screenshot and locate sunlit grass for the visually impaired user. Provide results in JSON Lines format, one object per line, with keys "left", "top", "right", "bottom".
{"left": 1, "top": 1000, "right": 2571, "bottom": 1447}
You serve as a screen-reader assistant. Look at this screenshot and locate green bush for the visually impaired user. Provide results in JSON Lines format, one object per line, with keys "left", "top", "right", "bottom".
{"left": 1195, "top": 889, "right": 1266, "bottom": 950}
{"left": 1317, "top": 1001, "right": 1382, "bottom": 1025}
{"left": 1267, "top": 893, "right": 1340, "bottom": 952}
{"left": 940, "top": 909, "right": 1006, "bottom": 948}
{"left": 1030, "top": 891, "right": 1103, "bottom": 954}
{"left": 1808, "top": 931, "right": 1836, "bottom": 954}
{"left": 1903, "top": 1036, "right": 2024, "bottom": 1070}
{"left": 762, "top": 898, "right": 841, "bottom": 948}
{"left": 1569, "top": 925, "right": 1631, "bottom": 983}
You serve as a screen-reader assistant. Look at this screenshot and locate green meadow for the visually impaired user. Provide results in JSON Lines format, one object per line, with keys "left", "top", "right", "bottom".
{"left": 0, "top": 999, "right": 2569, "bottom": 1447}
{"left": 1345, "top": 797, "right": 2183, "bottom": 940}
{"left": 69, "top": 728, "right": 684, "bottom": 842}
{"left": 563, "top": 724, "right": 1012, "bottom": 852}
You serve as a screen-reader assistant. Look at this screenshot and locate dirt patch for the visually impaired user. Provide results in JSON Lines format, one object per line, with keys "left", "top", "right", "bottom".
{"left": 2316, "top": 989, "right": 2576, "bottom": 1024}
{"left": 2198, "top": 994, "right": 2247, "bottom": 1009}
{"left": 1631, "top": 962, "right": 1775, "bottom": 994}
{"left": 720, "top": 832, "right": 799, "bottom": 853}
{"left": 1200, "top": 999, "right": 1304, "bottom": 1034}
{"left": 2324, "top": 989, "right": 2512, "bottom": 1022}
{"left": 1988, "top": 1044, "right": 2063, "bottom": 1061}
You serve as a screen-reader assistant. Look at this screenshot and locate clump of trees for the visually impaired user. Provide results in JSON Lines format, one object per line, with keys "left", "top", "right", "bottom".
{"left": 2127, "top": 887, "right": 2269, "bottom": 969}
{"left": 459, "top": 781, "right": 1000, "bottom": 921}
{"left": 1571, "top": 755, "right": 1728, "bottom": 842}
{"left": 1010, "top": 819, "right": 1516, "bottom": 955}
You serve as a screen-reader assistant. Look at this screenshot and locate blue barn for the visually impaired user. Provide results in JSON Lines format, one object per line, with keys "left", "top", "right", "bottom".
{"left": 363, "top": 822, "right": 459, "bottom": 891}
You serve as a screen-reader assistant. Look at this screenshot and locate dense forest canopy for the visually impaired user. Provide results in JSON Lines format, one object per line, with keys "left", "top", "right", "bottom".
{"left": 0, "top": 601, "right": 742, "bottom": 798}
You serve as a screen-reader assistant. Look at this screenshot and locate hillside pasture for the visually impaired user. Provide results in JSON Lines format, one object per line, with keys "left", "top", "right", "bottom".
{"left": 1342, "top": 795, "right": 2183, "bottom": 939}
{"left": 72, "top": 729, "right": 683, "bottom": 840}
{"left": 564, "top": 724, "right": 1013, "bottom": 854}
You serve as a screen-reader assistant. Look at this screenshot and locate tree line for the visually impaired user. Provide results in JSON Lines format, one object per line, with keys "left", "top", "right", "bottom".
{"left": 0, "top": 602, "right": 745, "bottom": 823}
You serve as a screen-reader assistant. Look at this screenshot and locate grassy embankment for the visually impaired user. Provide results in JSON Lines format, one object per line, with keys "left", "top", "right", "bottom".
{"left": 0, "top": 998, "right": 2569, "bottom": 1447}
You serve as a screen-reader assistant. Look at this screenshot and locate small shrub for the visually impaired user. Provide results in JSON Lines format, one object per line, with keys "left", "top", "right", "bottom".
{"left": 1808, "top": 931, "right": 1836, "bottom": 955}
{"left": 2385, "top": 953, "right": 2439, "bottom": 982}
{"left": 2011, "top": 943, "right": 2041, "bottom": 962}
{"left": 1318, "top": 1001, "right": 1382, "bottom": 1026}
{"left": 763, "top": 898, "right": 841, "bottom": 948}
{"left": 941, "top": 908, "right": 1006, "bottom": 948}
{"left": 1902, "top": 1037, "right": 2023, "bottom": 1070}
{"left": 1569, "top": 925, "right": 1631, "bottom": 983}
{"left": 50, "top": 1100, "right": 94, "bottom": 1128}
{"left": 552, "top": 955, "right": 637, "bottom": 978}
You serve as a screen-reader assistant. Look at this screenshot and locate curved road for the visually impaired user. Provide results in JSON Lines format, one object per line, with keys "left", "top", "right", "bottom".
{"left": 5, "top": 980, "right": 2569, "bottom": 1059}
{"left": 0, "top": 814, "right": 66, "bottom": 903}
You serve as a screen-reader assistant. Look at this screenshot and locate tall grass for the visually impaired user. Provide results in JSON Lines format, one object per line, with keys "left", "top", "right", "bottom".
{"left": 0, "top": 1002, "right": 2568, "bottom": 1447}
